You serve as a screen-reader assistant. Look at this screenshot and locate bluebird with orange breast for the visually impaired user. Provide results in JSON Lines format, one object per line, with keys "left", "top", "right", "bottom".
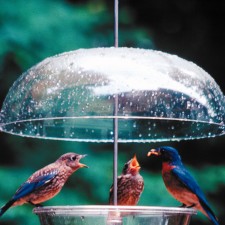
{"left": 0, "top": 152, "right": 88, "bottom": 217}
{"left": 147, "top": 146, "right": 219, "bottom": 225}
{"left": 109, "top": 155, "right": 144, "bottom": 205}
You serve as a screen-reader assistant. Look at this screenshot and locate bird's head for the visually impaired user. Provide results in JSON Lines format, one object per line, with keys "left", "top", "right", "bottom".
{"left": 57, "top": 153, "right": 88, "bottom": 171}
{"left": 147, "top": 146, "right": 181, "bottom": 163}
{"left": 122, "top": 154, "right": 141, "bottom": 176}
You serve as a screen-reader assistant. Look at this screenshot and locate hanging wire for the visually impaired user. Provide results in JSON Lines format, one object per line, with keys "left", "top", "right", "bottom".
{"left": 114, "top": 0, "right": 119, "bottom": 48}
{"left": 113, "top": 0, "right": 119, "bottom": 205}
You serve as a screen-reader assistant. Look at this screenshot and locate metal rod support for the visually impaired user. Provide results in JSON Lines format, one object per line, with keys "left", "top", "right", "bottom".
{"left": 114, "top": 0, "right": 119, "bottom": 48}
{"left": 113, "top": 95, "right": 118, "bottom": 205}
{"left": 113, "top": 0, "right": 119, "bottom": 206}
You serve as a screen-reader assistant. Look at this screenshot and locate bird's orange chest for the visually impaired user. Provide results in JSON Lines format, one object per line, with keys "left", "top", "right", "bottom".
{"left": 162, "top": 162, "right": 176, "bottom": 174}
{"left": 115, "top": 174, "right": 144, "bottom": 206}
{"left": 162, "top": 162, "right": 176, "bottom": 186}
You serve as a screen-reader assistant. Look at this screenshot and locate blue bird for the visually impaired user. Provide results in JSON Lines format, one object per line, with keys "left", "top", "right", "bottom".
{"left": 0, "top": 153, "right": 88, "bottom": 217}
{"left": 147, "top": 146, "right": 219, "bottom": 225}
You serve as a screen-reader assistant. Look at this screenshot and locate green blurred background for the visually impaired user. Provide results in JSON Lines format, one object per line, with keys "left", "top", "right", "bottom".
{"left": 0, "top": 0, "right": 225, "bottom": 225}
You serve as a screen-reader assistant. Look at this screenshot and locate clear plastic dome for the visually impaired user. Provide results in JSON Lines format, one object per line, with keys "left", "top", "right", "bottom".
{"left": 0, "top": 47, "right": 225, "bottom": 142}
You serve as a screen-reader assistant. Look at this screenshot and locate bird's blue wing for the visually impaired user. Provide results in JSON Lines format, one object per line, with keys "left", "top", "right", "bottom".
{"left": 172, "top": 167, "right": 219, "bottom": 225}
{"left": 13, "top": 172, "right": 57, "bottom": 200}
{"left": 171, "top": 167, "right": 203, "bottom": 196}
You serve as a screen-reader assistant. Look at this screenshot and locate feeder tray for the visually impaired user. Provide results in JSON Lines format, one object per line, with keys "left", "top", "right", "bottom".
{"left": 33, "top": 206, "right": 196, "bottom": 225}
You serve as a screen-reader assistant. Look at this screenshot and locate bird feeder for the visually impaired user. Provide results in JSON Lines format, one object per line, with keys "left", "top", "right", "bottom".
{"left": 1, "top": 46, "right": 225, "bottom": 225}
{"left": 1, "top": 1, "right": 224, "bottom": 225}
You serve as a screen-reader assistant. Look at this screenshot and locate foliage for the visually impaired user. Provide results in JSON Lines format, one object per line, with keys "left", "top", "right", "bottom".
{"left": 0, "top": 0, "right": 153, "bottom": 71}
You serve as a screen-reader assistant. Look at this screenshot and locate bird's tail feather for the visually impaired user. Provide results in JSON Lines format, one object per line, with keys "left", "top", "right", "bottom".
{"left": 0, "top": 199, "right": 16, "bottom": 217}
{"left": 206, "top": 210, "right": 219, "bottom": 225}
{"left": 200, "top": 200, "right": 219, "bottom": 225}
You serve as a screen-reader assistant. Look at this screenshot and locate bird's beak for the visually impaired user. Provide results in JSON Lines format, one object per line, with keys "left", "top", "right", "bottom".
{"left": 78, "top": 154, "right": 89, "bottom": 168}
{"left": 147, "top": 149, "right": 160, "bottom": 157}
{"left": 130, "top": 154, "right": 141, "bottom": 170}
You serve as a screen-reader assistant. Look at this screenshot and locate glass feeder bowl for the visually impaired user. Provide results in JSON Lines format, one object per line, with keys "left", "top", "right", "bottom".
{"left": 0, "top": 47, "right": 225, "bottom": 142}
{"left": 0, "top": 47, "right": 224, "bottom": 225}
{"left": 33, "top": 206, "right": 196, "bottom": 225}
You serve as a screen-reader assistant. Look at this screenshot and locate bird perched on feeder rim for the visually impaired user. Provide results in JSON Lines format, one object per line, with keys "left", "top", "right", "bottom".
{"left": 0, "top": 152, "right": 88, "bottom": 217}
{"left": 147, "top": 146, "right": 219, "bottom": 225}
{"left": 109, "top": 154, "right": 144, "bottom": 205}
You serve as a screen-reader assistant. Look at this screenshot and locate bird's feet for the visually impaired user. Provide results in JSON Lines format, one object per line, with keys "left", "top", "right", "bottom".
{"left": 29, "top": 201, "right": 43, "bottom": 207}
{"left": 179, "top": 203, "right": 195, "bottom": 208}
{"left": 186, "top": 204, "right": 195, "bottom": 208}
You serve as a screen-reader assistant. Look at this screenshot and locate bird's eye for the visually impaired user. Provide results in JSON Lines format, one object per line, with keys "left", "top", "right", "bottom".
{"left": 70, "top": 155, "right": 77, "bottom": 161}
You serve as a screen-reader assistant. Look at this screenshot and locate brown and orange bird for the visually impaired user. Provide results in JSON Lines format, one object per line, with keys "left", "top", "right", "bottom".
{"left": 109, "top": 155, "right": 144, "bottom": 205}
{"left": 0, "top": 153, "right": 88, "bottom": 217}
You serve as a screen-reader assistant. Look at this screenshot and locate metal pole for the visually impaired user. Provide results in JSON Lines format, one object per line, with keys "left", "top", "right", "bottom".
{"left": 113, "top": 0, "right": 119, "bottom": 206}
{"left": 114, "top": 0, "right": 119, "bottom": 48}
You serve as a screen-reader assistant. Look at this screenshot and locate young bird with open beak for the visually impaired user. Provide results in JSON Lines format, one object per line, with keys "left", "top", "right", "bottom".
{"left": 109, "top": 155, "right": 144, "bottom": 205}
{"left": 0, "top": 153, "right": 88, "bottom": 217}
